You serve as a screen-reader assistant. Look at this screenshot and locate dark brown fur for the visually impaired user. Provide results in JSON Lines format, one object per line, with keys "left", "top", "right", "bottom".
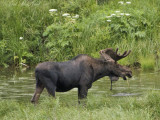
{"left": 31, "top": 54, "right": 132, "bottom": 104}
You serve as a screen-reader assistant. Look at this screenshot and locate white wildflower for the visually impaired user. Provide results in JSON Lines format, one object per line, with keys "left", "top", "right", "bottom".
{"left": 125, "top": 13, "right": 130, "bottom": 16}
{"left": 118, "top": 1, "right": 124, "bottom": 4}
{"left": 120, "top": 13, "right": 125, "bottom": 16}
{"left": 62, "top": 13, "right": 70, "bottom": 17}
{"left": 19, "top": 37, "right": 23, "bottom": 40}
{"left": 72, "top": 14, "right": 79, "bottom": 19}
{"left": 111, "top": 14, "right": 116, "bottom": 17}
{"left": 107, "top": 20, "right": 111, "bottom": 22}
{"left": 106, "top": 16, "right": 112, "bottom": 18}
{"left": 126, "top": 2, "right": 131, "bottom": 4}
{"left": 70, "top": 19, "right": 76, "bottom": 23}
{"left": 49, "top": 9, "right": 57, "bottom": 12}
{"left": 115, "top": 11, "right": 120, "bottom": 13}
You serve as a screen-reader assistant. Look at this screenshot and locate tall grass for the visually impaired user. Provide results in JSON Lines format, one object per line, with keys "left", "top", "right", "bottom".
{"left": 0, "top": 0, "right": 160, "bottom": 69}
{"left": 0, "top": 91, "right": 160, "bottom": 120}
{"left": 140, "top": 56, "right": 155, "bottom": 71}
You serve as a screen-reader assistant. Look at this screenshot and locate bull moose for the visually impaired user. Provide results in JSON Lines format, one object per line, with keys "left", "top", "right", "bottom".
{"left": 31, "top": 48, "right": 132, "bottom": 104}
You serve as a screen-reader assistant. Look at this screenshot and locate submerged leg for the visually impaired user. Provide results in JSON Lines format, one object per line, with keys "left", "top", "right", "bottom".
{"left": 110, "top": 80, "right": 112, "bottom": 90}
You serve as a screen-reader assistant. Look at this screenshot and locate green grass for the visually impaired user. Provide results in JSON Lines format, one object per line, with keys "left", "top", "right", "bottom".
{"left": 140, "top": 56, "right": 155, "bottom": 71}
{"left": 0, "top": 0, "right": 160, "bottom": 70}
{"left": 1, "top": 91, "right": 160, "bottom": 120}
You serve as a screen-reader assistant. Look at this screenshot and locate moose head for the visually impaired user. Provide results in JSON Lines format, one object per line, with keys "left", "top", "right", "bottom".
{"left": 99, "top": 48, "right": 132, "bottom": 90}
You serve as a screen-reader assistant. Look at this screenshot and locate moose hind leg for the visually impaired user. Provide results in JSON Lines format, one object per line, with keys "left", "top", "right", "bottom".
{"left": 31, "top": 80, "right": 44, "bottom": 104}
{"left": 45, "top": 78, "right": 56, "bottom": 97}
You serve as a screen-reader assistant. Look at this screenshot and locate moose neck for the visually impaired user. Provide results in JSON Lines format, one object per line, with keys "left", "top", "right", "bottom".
{"left": 92, "top": 59, "right": 112, "bottom": 82}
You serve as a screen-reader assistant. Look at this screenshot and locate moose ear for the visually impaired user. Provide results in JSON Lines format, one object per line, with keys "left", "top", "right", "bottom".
{"left": 99, "top": 50, "right": 115, "bottom": 63}
{"left": 99, "top": 50, "right": 104, "bottom": 55}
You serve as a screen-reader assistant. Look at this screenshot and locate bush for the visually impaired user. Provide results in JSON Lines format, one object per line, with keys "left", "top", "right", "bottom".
{"left": 0, "top": 0, "right": 160, "bottom": 70}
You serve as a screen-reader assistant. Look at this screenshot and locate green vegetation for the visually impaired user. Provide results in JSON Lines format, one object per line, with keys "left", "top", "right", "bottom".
{"left": 1, "top": 1, "right": 160, "bottom": 119}
{"left": 0, "top": 90, "right": 160, "bottom": 120}
{"left": 0, "top": 0, "right": 160, "bottom": 70}
{"left": 140, "top": 56, "right": 155, "bottom": 71}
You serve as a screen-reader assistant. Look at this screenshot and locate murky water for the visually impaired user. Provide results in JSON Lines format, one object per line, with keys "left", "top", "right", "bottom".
{"left": 0, "top": 68, "right": 160, "bottom": 101}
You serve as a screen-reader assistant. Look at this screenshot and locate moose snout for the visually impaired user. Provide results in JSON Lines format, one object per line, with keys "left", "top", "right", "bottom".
{"left": 127, "top": 72, "right": 132, "bottom": 78}
{"left": 122, "top": 72, "right": 132, "bottom": 80}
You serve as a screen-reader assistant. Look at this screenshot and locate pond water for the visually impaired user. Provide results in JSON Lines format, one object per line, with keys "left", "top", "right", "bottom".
{"left": 0, "top": 67, "right": 160, "bottom": 102}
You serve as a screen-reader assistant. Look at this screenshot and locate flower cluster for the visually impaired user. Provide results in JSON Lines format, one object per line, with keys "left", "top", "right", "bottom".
{"left": 118, "top": 1, "right": 131, "bottom": 5}
{"left": 49, "top": 8, "right": 79, "bottom": 23}
{"left": 49, "top": 9, "right": 58, "bottom": 16}
{"left": 62, "top": 13, "right": 79, "bottom": 23}
{"left": 19, "top": 37, "right": 23, "bottom": 40}
{"left": 62, "top": 13, "right": 79, "bottom": 19}
{"left": 49, "top": 9, "right": 57, "bottom": 12}
{"left": 106, "top": 1, "right": 131, "bottom": 22}
{"left": 62, "top": 13, "right": 70, "bottom": 17}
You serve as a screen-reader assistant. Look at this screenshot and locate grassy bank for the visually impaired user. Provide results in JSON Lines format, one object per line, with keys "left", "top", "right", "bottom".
{"left": 0, "top": 0, "right": 160, "bottom": 70}
{"left": 0, "top": 90, "right": 160, "bottom": 120}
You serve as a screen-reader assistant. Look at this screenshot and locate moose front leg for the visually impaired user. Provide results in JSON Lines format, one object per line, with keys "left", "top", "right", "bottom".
{"left": 110, "top": 80, "right": 113, "bottom": 90}
{"left": 109, "top": 76, "right": 119, "bottom": 90}
{"left": 78, "top": 86, "right": 88, "bottom": 105}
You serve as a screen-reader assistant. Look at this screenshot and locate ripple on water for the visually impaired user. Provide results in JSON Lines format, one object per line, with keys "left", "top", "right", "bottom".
{"left": 0, "top": 69, "right": 160, "bottom": 101}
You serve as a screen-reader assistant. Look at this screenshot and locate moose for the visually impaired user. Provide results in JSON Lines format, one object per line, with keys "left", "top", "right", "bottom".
{"left": 31, "top": 48, "right": 132, "bottom": 104}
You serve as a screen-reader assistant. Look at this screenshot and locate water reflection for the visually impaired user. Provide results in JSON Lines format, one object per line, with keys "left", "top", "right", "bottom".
{"left": 0, "top": 68, "right": 35, "bottom": 101}
{"left": 0, "top": 68, "right": 160, "bottom": 101}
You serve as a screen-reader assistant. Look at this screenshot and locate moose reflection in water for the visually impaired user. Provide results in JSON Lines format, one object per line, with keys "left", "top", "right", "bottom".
{"left": 31, "top": 48, "right": 132, "bottom": 104}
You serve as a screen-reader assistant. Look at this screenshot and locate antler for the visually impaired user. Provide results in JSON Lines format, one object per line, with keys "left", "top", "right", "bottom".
{"left": 114, "top": 48, "right": 131, "bottom": 61}
{"left": 100, "top": 48, "right": 131, "bottom": 62}
{"left": 99, "top": 50, "right": 115, "bottom": 63}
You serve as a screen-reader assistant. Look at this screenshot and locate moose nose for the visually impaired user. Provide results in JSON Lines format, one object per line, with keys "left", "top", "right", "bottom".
{"left": 123, "top": 76, "right": 127, "bottom": 80}
{"left": 127, "top": 72, "right": 132, "bottom": 78}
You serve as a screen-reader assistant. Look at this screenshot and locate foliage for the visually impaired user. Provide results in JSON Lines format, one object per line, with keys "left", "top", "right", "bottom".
{"left": 0, "top": 0, "right": 160, "bottom": 70}
{"left": 140, "top": 56, "right": 155, "bottom": 71}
